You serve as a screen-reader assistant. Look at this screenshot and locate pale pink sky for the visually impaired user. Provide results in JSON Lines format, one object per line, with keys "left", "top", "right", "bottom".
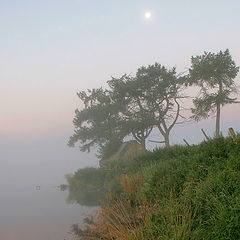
{"left": 1, "top": 0, "right": 240, "bottom": 142}
{"left": 0, "top": 3, "right": 239, "bottom": 239}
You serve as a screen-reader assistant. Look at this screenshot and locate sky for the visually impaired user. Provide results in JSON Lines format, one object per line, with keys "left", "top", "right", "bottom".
{"left": 0, "top": 0, "right": 240, "bottom": 185}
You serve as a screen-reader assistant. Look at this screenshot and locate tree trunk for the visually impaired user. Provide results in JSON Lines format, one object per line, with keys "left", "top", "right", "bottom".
{"left": 141, "top": 139, "right": 146, "bottom": 150}
{"left": 158, "top": 126, "right": 169, "bottom": 148}
{"left": 164, "top": 132, "right": 170, "bottom": 147}
{"left": 216, "top": 102, "right": 220, "bottom": 137}
{"left": 216, "top": 80, "right": 222, "bottom": 137}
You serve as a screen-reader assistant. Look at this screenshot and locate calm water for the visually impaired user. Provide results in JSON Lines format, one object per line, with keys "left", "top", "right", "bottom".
{"left": 0, "top": 184, "right": 96, "bottom": 240}
{"left": 0, "top": 138, "right": 98, "bottom": 240}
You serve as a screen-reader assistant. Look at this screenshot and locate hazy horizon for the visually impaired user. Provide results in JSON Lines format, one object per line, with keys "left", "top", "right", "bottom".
{"left": 0, "top": 1, "right": 240, "bottom": 239}
{"left": 0, "top": 0, "right": 239, "bottom": 202}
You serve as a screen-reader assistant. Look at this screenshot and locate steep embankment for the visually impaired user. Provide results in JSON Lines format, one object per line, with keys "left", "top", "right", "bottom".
{"left": 70, "top": 136, "right": 240, "bottom": 239}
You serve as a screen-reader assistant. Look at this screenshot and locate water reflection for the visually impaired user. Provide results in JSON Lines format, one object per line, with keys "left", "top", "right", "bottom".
{"left": 67, "top": 188, "right": 104, "bottom": 207}
{"left": 0, "top": 184, "right": 97, "bottom": 240}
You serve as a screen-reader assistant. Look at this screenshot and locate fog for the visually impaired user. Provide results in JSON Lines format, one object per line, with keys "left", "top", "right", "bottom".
{"left": 1, "top": 0, "right": 240, "bottom": 239}
{"left": 0, "top": 105, "right": 239, "bottom": 240}
{"left": 1, "top": 103, "right": 238, "bottom": 193}
{"left": 0, "top": 136, "right": 98, "bottom": 240}
{"left": 0, "top": 137, "right": 98, "bottom": 188}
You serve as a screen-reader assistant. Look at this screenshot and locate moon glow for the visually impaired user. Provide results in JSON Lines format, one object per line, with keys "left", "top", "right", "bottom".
{"left": 145, "top": 11, "right": 152, "bottom": 19}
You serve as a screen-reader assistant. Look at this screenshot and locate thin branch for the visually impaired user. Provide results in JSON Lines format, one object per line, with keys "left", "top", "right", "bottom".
{"left": 149, "top": 139, "right": 165, "bottom": 144}
{"left": 168, "top": 98, "right": 180, "bottom": 132}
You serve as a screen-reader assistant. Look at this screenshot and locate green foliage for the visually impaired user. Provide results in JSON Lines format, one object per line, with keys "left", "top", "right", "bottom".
{"left": 66, "top": 167, "right": 107, "bottom": 206}
{"left": 68, "top": 52, "right": 240, "bottom": 238}
{"left": 189, "top": 49, "right": 239, "bottom": 88}
{"left": 68, "top": 87, "right": 124, "bottom": 159}
{"left": 69, "top": 63, "right": 186, "bottom": 158}
{"left": 70, "top": 136, "right": 240, "bottom": 239}
{"left": 109, "top": 63, "right": 185, "bottom": 147}
{"left": 136, "top": 136, "right": 240, "bottom": 239}
{"left": 69, "top": 51, "right": 239, "bottom": 157}
{"left": 96, "top": 137, "right": 123, "bottom": 159}
{"left": 188, "top": 49, "right": 239, "bottom": 135}
{"left": 66, "top": 165, "right": 129, "bottom": 206}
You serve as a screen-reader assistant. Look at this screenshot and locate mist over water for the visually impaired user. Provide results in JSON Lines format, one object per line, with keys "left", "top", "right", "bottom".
{"left": 0, "top": 102, "right": 239, "bottom": 239}
{"left": 0, "top": 1, "right": 240, "bottom": 239}
{"left": 0, "top": 106, "right": 239, "bottom": 240}
{"left": 0, "top": 136, "right": 98, "bottom": 240}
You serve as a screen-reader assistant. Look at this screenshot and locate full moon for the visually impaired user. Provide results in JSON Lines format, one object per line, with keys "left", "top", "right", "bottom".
{"left": 145, "top": 11, "right": 152, "bottom": 19}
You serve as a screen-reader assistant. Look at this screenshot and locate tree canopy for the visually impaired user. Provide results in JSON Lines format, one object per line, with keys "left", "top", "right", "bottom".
{"left": 188, "top": 49, "right": 239, "bottom": 136}
{"left": 68, "top": 87, "right": 125, "bottom": 159}
{"left": 135, "top": 63, "right": 185, "bottom": 147}
{"left": 69, "top": 63, "right": 186, "bottom": 158}
{"left": 69, "top": 51, "right": 239, "bottom": 159}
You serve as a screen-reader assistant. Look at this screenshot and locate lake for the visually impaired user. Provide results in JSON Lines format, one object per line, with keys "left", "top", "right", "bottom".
{"left": 0, "top": 138, "right": 99, "bottom": 240}
{"left": 0, "top": 184, "right": 98, "bottom": 240}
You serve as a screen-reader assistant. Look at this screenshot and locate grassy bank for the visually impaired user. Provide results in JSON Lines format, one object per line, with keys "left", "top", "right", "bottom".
{"left": 69, "top": 136, "right": 240, "bottom": 239}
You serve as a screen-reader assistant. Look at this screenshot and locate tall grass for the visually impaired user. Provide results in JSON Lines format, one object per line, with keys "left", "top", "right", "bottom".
{"left": 72, "top": 136, "right": 240, "bottom": 239}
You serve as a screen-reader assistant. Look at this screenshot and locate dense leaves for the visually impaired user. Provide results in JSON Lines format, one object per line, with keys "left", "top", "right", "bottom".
{"left": 69, "top": 63, "right": 186, "bottom": 157}
{"left": 69, "top": 49, "right": 239, "bottom": 158}
{"left": 188, "top": 49, "right": 239, "bottom": 136}
{"left": 68, "top": 88, "right": 125, "bottom": 158}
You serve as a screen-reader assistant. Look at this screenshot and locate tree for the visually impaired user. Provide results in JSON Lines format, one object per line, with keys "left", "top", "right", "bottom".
{"left": 108, "top": 74, "right": 155, "bottom": 149}
{"left": 155, "top": 98, "right": 180, "bottom": 147}
{"left": 108, "top": 63, "right": 185, "bottom": 148}
{"left": 68, "top": 88, "right": 124, "bottom": 159}
{"left": 188, "top": 49, "right": 239, "bottom": 137}
{"left": 135, "top": 63, "right": 185, "bottom": 147}
{"left": 69, "top": 63, "right": 186, "bottom": 158}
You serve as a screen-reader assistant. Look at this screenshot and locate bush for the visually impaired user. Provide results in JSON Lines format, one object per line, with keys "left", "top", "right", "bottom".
{"left": 71, "top": 136, "right": 240, "bottom": 239}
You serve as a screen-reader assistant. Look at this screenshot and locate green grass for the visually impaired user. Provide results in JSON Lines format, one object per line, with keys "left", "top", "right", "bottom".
{"left": 137, "top": 137, "right": 240, "bottom": 239}
{"left": 69, "top": 136, "right": 240, "bottom": 239}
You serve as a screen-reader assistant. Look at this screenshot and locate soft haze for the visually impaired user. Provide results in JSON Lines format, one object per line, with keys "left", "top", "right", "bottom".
{"left": 1, "top": 0, "right": 240, "bottom": 183}
{"left": 0, "top": 1, "right": 239, "bottom": 239}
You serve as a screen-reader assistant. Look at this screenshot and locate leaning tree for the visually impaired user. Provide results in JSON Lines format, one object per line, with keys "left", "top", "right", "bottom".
{"left": 69, "top": 63, "right": 187, "bottom": 157}
{"left": 188, "top": 49, "right": 239, "bottom": 137}
{"left": 68, "top": 87, "right": 125, "bottom": 159}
